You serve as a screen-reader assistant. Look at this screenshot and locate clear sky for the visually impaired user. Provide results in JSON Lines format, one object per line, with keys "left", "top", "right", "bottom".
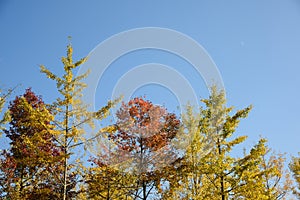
{"left": 0, "top": 1, "right": 300, "bottom": 159}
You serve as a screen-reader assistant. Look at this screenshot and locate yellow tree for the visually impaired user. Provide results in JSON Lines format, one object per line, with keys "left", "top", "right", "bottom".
{"left": 290, "top": 154, "right": 300, "bottom": 198}
{"left": 0, "top": 89, "right": 12, "bottom": 132}
{"left": 162, "top": 87, "right": 254, "bottom": 199}
{"left": 162, "top": 87, "right": 292, "bottom": 200}
{"left": 159, "top": 104, "right": 215, "bottom": 199}
{"left": 235, "top": 148, "right": 292, "bottom": 199}
{"left": 40, "top": 44, "right": 116, "bottom": 199}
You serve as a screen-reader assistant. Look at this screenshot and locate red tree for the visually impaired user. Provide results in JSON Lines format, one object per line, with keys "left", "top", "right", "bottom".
{"left": 0, "top": 88, "right": 65, "bottom": 199}
{"left": 98, "top": 97, "right": 181, "bottom": 199}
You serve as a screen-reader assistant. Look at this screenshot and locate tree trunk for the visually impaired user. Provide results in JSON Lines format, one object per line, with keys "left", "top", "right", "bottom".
{"left": 218, "top": 138, "right": 225, "bottom": 200}
{"left": 63, "top": 105, "right": 69, "bottom": 200}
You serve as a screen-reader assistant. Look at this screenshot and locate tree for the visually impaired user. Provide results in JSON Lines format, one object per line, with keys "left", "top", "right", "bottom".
{"left": 236, "top": 149, "right": 292, "bottom": 199}
{"left": 40, "top": 44, "right": 116, "bottom": 199}
{"left": 0, "top": 88, "right": 63, "bottom": 199}
{"left": 162, "top": 87, "right": 252, "bottom": 199}
{"left": 290, "top": 154, "right": 300, "bottom": 198}
{"left": 88, "top": 97, "right": 180, "bottom": 200}
{"left": 162, "top": 87, "right": 292, "bottom": 200}
{"left": 0, "top": 89, "right": 12, "bottom": 132}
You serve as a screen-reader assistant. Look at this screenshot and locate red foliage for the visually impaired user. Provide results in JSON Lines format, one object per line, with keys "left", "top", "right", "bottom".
{"left": 107, "top": 97, "right": 180, "bottom": 171}
{"left": 0, "top": 88, "right": 64, "bottom": 198}
{"left": 5, "top": 88, "right": 59, "bottom": 159}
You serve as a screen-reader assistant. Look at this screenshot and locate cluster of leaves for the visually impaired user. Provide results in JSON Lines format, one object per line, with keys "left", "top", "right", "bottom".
{"left": 0, "top": 88, "right": 64, "bottom": 199}
{"left": 0, "top": 45, "right": 299, "bottom": 199}
{"left": 290, "top": 154, "right": 300, "bottom": 197}
{"left": 0, "top": 89, "right": 12, "bottom": 132}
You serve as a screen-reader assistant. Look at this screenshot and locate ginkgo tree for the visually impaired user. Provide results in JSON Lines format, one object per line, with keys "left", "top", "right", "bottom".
{"left": 0, "top": 89, "right": 11, "bottom": 132}
{"left": 162, "top": 87, "right": 292, "bottom": 200}
{"left": 290, "top": 154, "right": 300, "bottom": 198}
{"left": 40, "top": 44, "right": 117, "bottom": 199}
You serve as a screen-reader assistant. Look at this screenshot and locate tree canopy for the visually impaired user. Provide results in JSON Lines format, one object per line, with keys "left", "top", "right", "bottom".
{"left": 0, "top": 44, "right": 297, "bottom": 199}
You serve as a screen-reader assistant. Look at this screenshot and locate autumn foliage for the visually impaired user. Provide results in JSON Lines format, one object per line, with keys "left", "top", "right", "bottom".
{"left": 86, "top": 97, "right": 180, "bottom": 199}
{"left": 0, "top": 45, "right": 298, "bottom": 199}
{"left": 0, "top": 88, "right": 63, "bottom": 199}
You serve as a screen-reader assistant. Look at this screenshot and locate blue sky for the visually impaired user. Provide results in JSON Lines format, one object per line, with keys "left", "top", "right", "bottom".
{"left": 0, "top": 1, "right": 300, "bottom": 158}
